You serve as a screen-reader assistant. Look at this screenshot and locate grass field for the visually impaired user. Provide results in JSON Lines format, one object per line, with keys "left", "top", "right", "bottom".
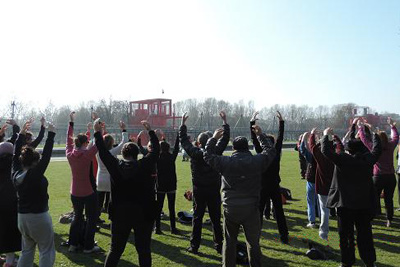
{"left": 27, "top": 150, "right": 400, "bottom": 266}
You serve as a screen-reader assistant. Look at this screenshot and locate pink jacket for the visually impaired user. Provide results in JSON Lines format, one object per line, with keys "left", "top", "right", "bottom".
{"left": 359, "top": 125, "right": 399, "bottom": 176}
{"left": 66, "top": 123, "right": 98, "bottom": 197}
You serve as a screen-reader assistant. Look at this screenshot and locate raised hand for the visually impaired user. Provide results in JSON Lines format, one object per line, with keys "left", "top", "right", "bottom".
{"left": 252, "top": 125, "right": 263, "bottom": 136}
{"left": 387, "top": 117, "right": 395, "bottom": 127}
{"left": 119, "top": 121, "right": 126, "bottom": 130}
{"left": 323, "top": 127, "right": 333, "bottom": 136}
{"left": 352, "top": 117, "right": 359, "bottom": 125}
{"left": 0, "top": 124, "right": 8, "bottom": 135}
{"left": 141, "top": 120, "right": 151, "bottom": 131}
{"left": 87, "top": 122, "right": 93, "bottom": 131}
{"left": 311, "top": 127, "right": 317, "bottom": 135}
{"left": 48, "top": 122, "right": 56, "bottom": 133}
{"left": 93, "top": 118, "right": 102, "bottom": 132}
{"left": 182, "top": 112, "right": 189, "bottom": 126}
{"left": 6, "top": 119, "right": 16, "bottom": 126}
{"left": 250, "top": 111, "right": 259, "bottom": 123}
{"left": 212, "top": 128, "right": 224, "bottom": 139}
{"left": 70, "top": 111, "right": 76, "bottom": 122}
{"left": 40, "top": 116, "right": 46, "bottom": 126}
{"left": 219, "top": 111, "right": 227, "bottom": 124}
{"left": 276, "top": 111, "right": 283, "bottom": 121}
{"left": 92, "top": 112, "right": 99, "bottom": 121}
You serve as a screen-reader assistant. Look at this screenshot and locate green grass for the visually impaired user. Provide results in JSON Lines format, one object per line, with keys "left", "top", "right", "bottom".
{"left": 29, "top": 151, "right": 400, "bottom": 266}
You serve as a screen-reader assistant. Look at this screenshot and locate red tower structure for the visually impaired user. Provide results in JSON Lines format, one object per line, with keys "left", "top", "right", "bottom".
{"left": 129, "top": 98, "right": 180, "bottom": 128}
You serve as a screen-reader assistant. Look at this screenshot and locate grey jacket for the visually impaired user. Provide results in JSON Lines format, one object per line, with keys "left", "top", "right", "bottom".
{"left": 204, "top": 134, "right": 276, "bottom": 206}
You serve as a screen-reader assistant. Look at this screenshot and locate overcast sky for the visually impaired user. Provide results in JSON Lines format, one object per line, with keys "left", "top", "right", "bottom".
{"left": 1, "top": 0, "right": 399, "bottom": 115}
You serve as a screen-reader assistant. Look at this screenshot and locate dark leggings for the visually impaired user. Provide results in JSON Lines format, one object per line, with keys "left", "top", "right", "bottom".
{"left": 155, "top": 192, "right": 176, "bottom": 230}
{"left": 373, "top": 174, "right": 397, "bottom": 221}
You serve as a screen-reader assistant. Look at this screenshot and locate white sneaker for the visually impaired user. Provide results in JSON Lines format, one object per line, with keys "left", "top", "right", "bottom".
{"left": 68, "top": 245, "right": 78, "bottom": 252}
{"left": 307, "top": 222, "right": 316, "bottom": 228}
{"left": 83, "top": 245, "right": 101, "bottom": 254}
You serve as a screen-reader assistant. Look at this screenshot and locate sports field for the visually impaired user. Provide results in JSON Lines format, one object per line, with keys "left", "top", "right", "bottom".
{"left": 31, "top": 151, "right": 400, "bottom": 266}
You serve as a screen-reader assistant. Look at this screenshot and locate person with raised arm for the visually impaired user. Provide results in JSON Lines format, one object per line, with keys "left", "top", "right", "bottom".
{"left": 308, "top": 127, "right": 334, "bottom": 241}
{"left": 94, "top": 119, "right": 159, "bottom": 267}
{"left": 66, "top": 111, "right": 99, "bottom": 254}
{"left": 299, "top": 131, "right": 318, "bottom": 228}
{"left": 321, "top": 127, "right": 381, "bottom": 267}
{"left": 358, "top": 117, "right": 399, "bottom": 227}
{"left": 96, "top": 120, "right": 129, "bottom": 218}
{"left": 250, "top": 111, "right": 289, "bottom": 244}
{"left": 12, "top": 120, "right": 56, "bottom": 266}
{"left": 204, "top": 123, "right": 276, "bottom": 267}
{"left": 154, "top": 133, "right": 181, "bottom": 235}
{"left": 179, "top": 111, "right": 230, "bottom": 254}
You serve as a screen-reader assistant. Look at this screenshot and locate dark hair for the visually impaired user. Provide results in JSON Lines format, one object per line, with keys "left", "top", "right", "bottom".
{"left": 378, "top": 131, "right": 388, "bottom": 150}
{"left": 104, "top": 134, "right": 115, "bottom": 150}
{"left": 0, "top": 154, "right": 12, "bottom": 173}
{"left": 19, "top": 145, "right": 40, "bottom": 168}
{"left": 266, "top": 134, "right": 275, "bottom": 144}
{"left": 122, "top": 142, "right": 139, "bottom": 159}
{"left": 346, "top": 139, "right": 367, "bottom": 155}
{"left": 233, "top": 136, "right": 249, "bottom": 151}
{"left": 197, "top": 131, "right": 212, "bottom": 148}
{"left": 160, "top": 141, "right": 170, "bottom": 153}
{"left": 74, "top": 134, "right": 88, "bottom": 148}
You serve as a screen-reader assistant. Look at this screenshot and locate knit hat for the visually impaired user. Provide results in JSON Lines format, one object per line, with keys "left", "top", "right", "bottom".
{"left": 233, "top": 136, "right": 249, "bottom": 151}
{"left": 0, "top": 142, "right": 13, "bottom": 156}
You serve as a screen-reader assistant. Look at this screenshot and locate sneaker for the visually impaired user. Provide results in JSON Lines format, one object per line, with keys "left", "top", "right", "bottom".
{"left": 186, "top": 246, "right": 198, "bottom": 254}
{"left": 307, "top": 222, "right": 316, "bottom": 228}
{"left": 68, "top": 245, "right": 78, "bottom": 253}
{"left": 386, "top": 220, "right": 392, "bottom": 228}
{"left": 83, "top": 245, "right": 101, "bottom": 254}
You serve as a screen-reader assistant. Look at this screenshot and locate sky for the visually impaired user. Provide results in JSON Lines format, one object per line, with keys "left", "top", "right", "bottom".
{"left": 0, "top": 0, "right": 399, "bottom": 115}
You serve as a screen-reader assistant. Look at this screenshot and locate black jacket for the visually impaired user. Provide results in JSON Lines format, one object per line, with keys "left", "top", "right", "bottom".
{"left": 251, "top": 120, "right": 284, "bottom": 187}
{"left": 95, "top": 130, "right": 160, "bottom": 221}
{"left": 12, "top": 131, "right": 54, "bottom": 214}
{"left": 157, "top": 135, "right": 179, "bottom": 192}
{"left": 204, "top": 134, "right": 276, "bottom": 206}
{"left": 0, "top": 154, "right": 17, "bottom": 212}
{"left": 180, "top": 124, "right": 230, "bottom": 191}
{"left": 321, "top": 134, "right": 382, "bottom": 210}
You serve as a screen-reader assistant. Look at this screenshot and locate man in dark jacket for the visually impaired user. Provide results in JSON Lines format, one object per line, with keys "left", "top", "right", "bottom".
{"left": 321, "top": 127, "right": 381, "bottom": 267}
{"left": 250, "top": 111, "right": 289, "bottom": 244}
{"left": 180, "top": 111, "right": 229, "bottom": 254}
{"left": 94, "top": 119, "right": 159, "bottom": 267}
{"left": 204, "top": 123, "right": 276, "bottom": 267}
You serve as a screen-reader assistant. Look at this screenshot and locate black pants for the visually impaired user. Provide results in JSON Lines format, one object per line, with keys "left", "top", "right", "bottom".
{"left": 337, "top": 208, "right": 376, "bottom": 266}
{"left": 69, "top": 193, "right": 98, "bottom": 250}
{"left": 98, "top": 191, "right": 110, "bottom": 214}
{"left": 259, "top": 184, "right": 289, "bottom": 241}
{"left": 155, "top": 192, "right": 176, "bottom": 231}
{"left": 373, "top": 174, "right": 397, "bottom": 221}
{"left": 105, "top": 204, "right": 154, "bottom": 267}
{"left": 191, "top": 187, "right": 223, "bottom": 250}
{"left": 397, "top": 173, "right": 400, "bottom": 207}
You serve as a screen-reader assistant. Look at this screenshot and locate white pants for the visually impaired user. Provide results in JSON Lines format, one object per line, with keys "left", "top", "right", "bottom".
{"left": 317, "top": 194, "right": 330, "bottom": 240}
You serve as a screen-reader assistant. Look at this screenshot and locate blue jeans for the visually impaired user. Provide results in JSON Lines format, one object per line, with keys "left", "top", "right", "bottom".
{"left": 306, "top": 182, "right": 318, "bottom": 223}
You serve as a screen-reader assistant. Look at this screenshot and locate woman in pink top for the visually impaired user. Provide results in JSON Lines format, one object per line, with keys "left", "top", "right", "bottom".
{"left": 358, "top": 117, "right": 399, "bottom": 227}
{"left": 66, "top": 112, "right": 99, "bottom": 253}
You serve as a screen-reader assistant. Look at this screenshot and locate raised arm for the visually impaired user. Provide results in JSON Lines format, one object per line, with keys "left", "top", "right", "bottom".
{"left": 252, "top": 124, "right": 277, "bottom": 172}
{"left": 215, "top": 111, "right": 230, "bottom": 155}
{"left": 172, "top": 133, "right": 180, "bottom": 161}
{"left": 66, "top": 112, "right": 75, "bottom": 157}
{"left": 12, "top": 121, "right": 30, "bottom": 174}
{"left": 204, "top": 128, "right": 229, "bottom": 173}
{"left": 137, "top": 131, "right": 148, "bottom": 156}
{"left": 275, "top": 111, "right": 284, "bottom": 154}
{"left": 29, "top": 117, "right": 46, "bottom": 148}
{"left": 388, "top": 117, "right": 399, "bottom": 146}
{"left": 6, "top": 119, "right": 20, "bottom": 145}
{"left": 110, "top": 121, "right": 129, "bottom": 156}
{"left": 358, "top": 124, "right": 373, "bottom": 151}
{"left": 35, "top": 123, "right": 55, "bottom": 175}
{"left": 366, "top": 133, "right": 382, "bottom": 165}
{"left": 0, "top": 124, "right": 7, "bottom": 143}
{"left": 140, "top": 121, "right": 160, "bottom": 166}
{"left": 299, "top": 132, "right": 313, "bottom": 163}
{"left": 179, "top": 113, "right": 203, "bottom": 160}
{"left": 250, "top": 112, "right": 262, "bottom": 153}
{"left": 350, "top": 118, "right": 358, "bottom": 139}
{"left": 321, "top": 128, "right": 342, "bottom": 165}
